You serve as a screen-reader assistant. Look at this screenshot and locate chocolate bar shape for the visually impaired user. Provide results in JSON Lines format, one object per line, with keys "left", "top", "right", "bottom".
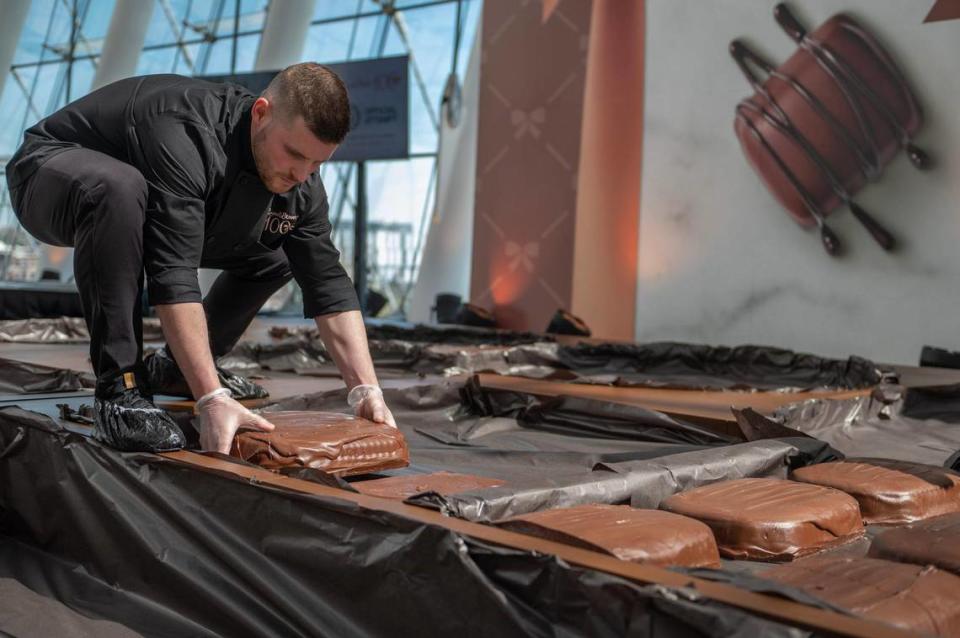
{"left": 660, "top": 478, "right": 863, "bottom": 561}
{"left": 353, "top": 472, "right": 505, "bottom": 500}
{"left": 231, "top": 411, "right": 409, "bottom": 476}
{"left": 763, "top": 557, "right": 960, "bottom": 636}
{"left": 499, "top": 505, "right": 720, "bottom": 568}
{"left": 869, "top": 513, "right": 960, "bottom": 575}
{"left": 791, "top": 458, "right": 960, "bottom": 524}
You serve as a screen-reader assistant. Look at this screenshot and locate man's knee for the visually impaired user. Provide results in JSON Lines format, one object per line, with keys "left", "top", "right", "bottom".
{"left": 85, "top": 162, "right": 148, "bottom": 218}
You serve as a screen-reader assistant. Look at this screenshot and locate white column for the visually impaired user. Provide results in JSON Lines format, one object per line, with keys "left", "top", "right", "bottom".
{"left": 0, "top": 0, "right": 31, "bottom": 103}
{"left": 406, "top": 20, "right": 481, "bottom": 323}
{"left": 254, "top": 0, "right": 317, "bottom": 71}
{"left": 91, "top": 0, "right": 154, "bottom": 91}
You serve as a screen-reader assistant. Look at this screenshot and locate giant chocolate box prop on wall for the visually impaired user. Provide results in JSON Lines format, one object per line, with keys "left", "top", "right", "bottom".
{"left": 732, "top": 4, "right": 928, "bottom": 256}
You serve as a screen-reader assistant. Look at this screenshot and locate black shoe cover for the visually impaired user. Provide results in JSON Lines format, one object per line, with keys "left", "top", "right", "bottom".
{"left": 144, "top": 347, "right": 269, "bottom": 400}
{"left": 92, "top": 388, "right": 185, "bottom": 452}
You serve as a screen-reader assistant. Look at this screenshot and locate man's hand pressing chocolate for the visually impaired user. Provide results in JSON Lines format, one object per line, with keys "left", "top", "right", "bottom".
{"left": 195, "top": 388, "right": 275, "bottom": 454}
{"left": 348, "top": 384, "right": 397, "bottom": 429}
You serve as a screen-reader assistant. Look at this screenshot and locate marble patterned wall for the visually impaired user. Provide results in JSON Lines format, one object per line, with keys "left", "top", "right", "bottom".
{"left": 637, "top": 0, "right": 960, "bottom": 364}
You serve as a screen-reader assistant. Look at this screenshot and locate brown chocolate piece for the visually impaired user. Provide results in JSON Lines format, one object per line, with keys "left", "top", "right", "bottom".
{"left": 869, "top": 513, "right": 960, "bottom": 575}
{"left": 763, "top": 557, "right": 960, "bottom": 636}
{"left": 791, "top": 458, "right": 960, "bottom": 524}
{"left": 353, "top": 472, "right": 505, "bottom": 500}
{"left": 660, "top": 478, "right": 863, "bottom": 561}
{"left": 499, "top": 505, "right": 720, "bottom": 568}
{"left": 231, "top": 411, "right": 408, "bottom": 476}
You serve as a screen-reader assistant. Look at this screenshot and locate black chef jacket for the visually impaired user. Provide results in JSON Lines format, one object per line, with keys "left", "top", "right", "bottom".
{"left": 5, "top": 74, "right": 359, "bottom": 318}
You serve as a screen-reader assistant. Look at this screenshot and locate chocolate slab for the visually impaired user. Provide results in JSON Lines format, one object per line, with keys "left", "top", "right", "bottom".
{"left": 763, "top": 557, "right": 960, "bottom": 637}
{"left": 791, "top": 458, "right": 960, "bottom": 524}
{"left": 498, "top": 505, "right": 720, "bottom": 568}
{"left": 660, "top": 478, "right": 863, "bottom": 561}
{"left": 353, "top": 472, "right": 505, "bottom": 500}
{"left": 231, "top": 411, "right": 408, "bottom": 476}
{"left": 869, "top": 513, "right": 960, "bottom": 575}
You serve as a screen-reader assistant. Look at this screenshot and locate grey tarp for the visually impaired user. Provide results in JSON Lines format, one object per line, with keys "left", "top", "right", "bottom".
{"left": 260, "top": 378, "right": 837, "bottom": 523}
{"left": 775, "top": 385, "right": 960, "bottom": 466}
{"left": 0, "top": 357, "right": 94, "bottom": 394}
{"left": 0, "top": 316, "right": 164, "bottom": 343}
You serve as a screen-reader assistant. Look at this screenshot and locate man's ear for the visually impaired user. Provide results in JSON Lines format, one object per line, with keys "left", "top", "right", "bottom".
{"left": 252, "top": 96, "right": 271, "bottom": 125}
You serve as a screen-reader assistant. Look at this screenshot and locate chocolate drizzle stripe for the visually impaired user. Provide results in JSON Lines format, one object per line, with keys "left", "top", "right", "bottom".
{"left": 735, "top": 105, "right": 833, "bottom": 236}
{"left": 801, "top": 34, "right": 912, "bottom": 148}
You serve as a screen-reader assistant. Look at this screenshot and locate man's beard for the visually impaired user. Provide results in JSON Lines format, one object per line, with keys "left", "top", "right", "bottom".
{"left": 251, "top": 128, "right": 283, "bottom": 192}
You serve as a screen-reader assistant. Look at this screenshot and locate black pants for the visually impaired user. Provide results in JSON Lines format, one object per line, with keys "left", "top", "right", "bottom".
{"left": 11, "top": 148, "right": 292, "bottom": 396}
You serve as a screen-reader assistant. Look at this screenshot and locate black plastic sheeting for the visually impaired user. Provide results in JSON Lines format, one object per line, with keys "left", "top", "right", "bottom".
{"left": 0, "top": 356, "right": 94, "bottom": 394}
{"left": 227, "top": 334, "right": 887, "bottom": 393}
{"left": 269, "top": 320, "right": 551, "bottom": 346}
{"left": 920, "top": 345, "right": 960, "bottom": 370}
{"left": 0, "top": 546, "right": 145, "bottom": 638}
{"left": 223, "top": 338, "right": 565, "bottom": 381}
{"left": 0, "top": 317, "right": 884, "bottom": 393}
{"left": 0, "top": 316, "right": 165, "bottom": 343}
{"left": 455, "top": 378, "right": 734, "bottom": 447}
{"left": 774, "top": 385, "right": 960, "bottom": 467}
{"left": 555, "top": 343, "right": 884, "bottom": 391}
{"left": 262, "top": 378, "right": 838, "bottom": 523}
{"left": 264, "top": 379, "right": 729, "bottom": 483}
{"left": 144, "top": 347, "right": 268, "bottom": 400}
{"left": 0, "top": 282, "right": 83, "bottom": 320}
{"left": 901, "top": 383, "right": 960, "bottom": 423}
{"left": 675, "top": 569, "right": 854, "bottom": 617}
{"left": 0, "top": 316, "right": 90, "bottom": 343}
{"left": 0, "top": 407, "right": 809, "bottom": 638}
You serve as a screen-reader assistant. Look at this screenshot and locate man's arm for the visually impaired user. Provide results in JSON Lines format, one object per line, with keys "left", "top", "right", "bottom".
{"left": 157, "top": 301, "right": 275, "bottom": 452}
{"left": 314, "top": 309, "right": 376, "bottom": 388}
{"left": 135, "top": 118, "right": 273, "bottom": 452}
{"left": 282, "top": 183, "right": 393, "bottom": 425}
{"left": 315, "top": 309, "right": 396, "bottom": 427}
{"left": 155, "top": 302, "right": 220, "bottom": 398}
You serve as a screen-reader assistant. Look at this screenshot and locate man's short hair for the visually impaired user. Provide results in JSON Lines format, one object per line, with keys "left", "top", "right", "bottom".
{"left": 264, "top": 62, "right": 351, "bottom": 144}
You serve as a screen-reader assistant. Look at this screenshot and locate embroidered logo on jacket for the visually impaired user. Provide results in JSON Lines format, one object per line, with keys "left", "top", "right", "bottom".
{"left": 264, "top": 209, "right": 297, "bottom": 235}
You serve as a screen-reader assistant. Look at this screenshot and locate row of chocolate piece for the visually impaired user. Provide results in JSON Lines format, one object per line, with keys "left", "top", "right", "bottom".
{"left": 228, "top": 413, "right": 960, "bottom": 569}
{"left": 228, "top": 413, "right": 960, "bottom": 635}
{"left": 351, "top": 463, "right": 960, "bottom": 564}
{"left": 351, "top": 464, "right": 960, "bottom": 637}
{"left": 230, "top": 412, "right": 960, "bottom": 536}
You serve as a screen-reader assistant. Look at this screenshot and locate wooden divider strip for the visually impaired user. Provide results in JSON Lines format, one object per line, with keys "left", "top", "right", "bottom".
{"left": 477, "top": 373, "right": 870, "bottom": 422}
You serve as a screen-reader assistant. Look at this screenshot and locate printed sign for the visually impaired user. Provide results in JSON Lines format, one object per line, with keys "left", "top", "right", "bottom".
{"left": 201, "top": 55, "right": 409, "bottom": 161}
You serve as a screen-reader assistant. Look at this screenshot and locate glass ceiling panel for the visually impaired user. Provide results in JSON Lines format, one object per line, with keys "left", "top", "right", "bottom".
{"left": 394, "top": 2, "right": 457, "bottom": 109}
{"left": 0, "top": 87, "right": 28, "bottom": 158}
{"left": 143, "top": 0, "right": 182, "bottom": 47}
{"left": 303, "top": 15, "right": 386, "bottom": 64}
{"left": 13, "top": 0, "right": 59, "bottom": 65}
{"left": 313, "top": 0, "right": 382, "bottom": 23}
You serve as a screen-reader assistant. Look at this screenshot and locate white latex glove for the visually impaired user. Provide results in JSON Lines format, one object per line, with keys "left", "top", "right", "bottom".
{"left": 348, "top": 384, "right": 397, "bottom": 428}
{"left": 195, "top": 388, "right": 275, "bottom": 454}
